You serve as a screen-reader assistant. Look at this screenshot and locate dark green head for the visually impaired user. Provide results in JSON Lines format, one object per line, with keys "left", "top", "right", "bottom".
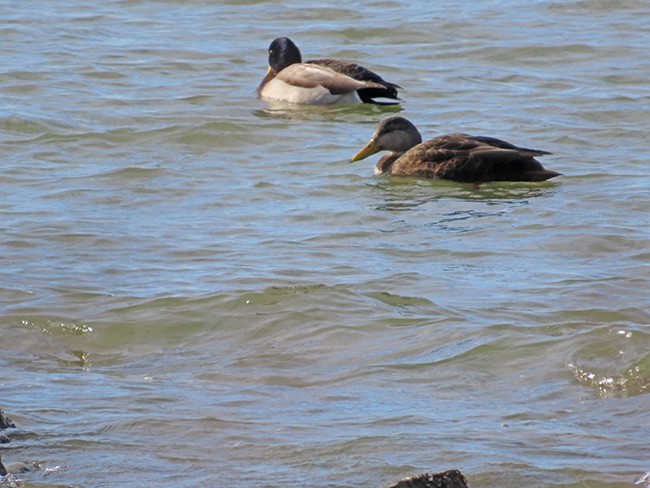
{"left": 268, "top": 37, "right": 302, "bottom": 73}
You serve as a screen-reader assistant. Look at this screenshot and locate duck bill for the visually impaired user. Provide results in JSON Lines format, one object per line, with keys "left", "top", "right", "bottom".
{"left": 351, "top": 138, "right": 379, "bottom": 162}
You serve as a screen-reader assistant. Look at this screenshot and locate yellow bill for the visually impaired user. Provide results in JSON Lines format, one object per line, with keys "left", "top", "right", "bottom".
{"left": 351, "top": 138, "right": 379, "bottom": 162}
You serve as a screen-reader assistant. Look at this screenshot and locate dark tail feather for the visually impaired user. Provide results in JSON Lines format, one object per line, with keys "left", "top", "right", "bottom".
{"left": 526, "top": 169, "right": 562, "bottom": 181}
{"left": 472, "top": 135, "right": 552, "bottom": 156}
{"left": 487, "top": 154, "right": 561, "bottom": 182}
{"left": 357, "top": 85, "right": 401, "bottom": 105}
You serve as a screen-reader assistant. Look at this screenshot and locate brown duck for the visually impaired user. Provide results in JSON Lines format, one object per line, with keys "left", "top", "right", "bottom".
{"left": 351, "top": 117, "right": 561, "bottom": 183}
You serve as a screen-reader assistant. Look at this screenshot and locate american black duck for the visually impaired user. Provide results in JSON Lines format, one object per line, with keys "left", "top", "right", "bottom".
{"left": 351, "top": 117, "right": 560, "bottom": 183}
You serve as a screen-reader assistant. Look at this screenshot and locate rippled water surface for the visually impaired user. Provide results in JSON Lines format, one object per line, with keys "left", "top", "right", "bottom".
{"left": 1, "top": 1, "right": 649, "bottom": 487}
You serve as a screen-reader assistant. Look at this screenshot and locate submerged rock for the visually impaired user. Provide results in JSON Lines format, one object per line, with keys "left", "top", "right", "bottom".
{"left": 387, "top": 470, "right": 469, "bottom": 488}
{"left": 0, "top": 455, "right": 38, "bottom": 477}
{"left": 0, "top": 409, "right": 33, "bottom": 444}
{"left": 0, "top": 409, "right": 15, "bottom": 430}
{"left": 0, "top": 409, "right": 19, "bottom": 445}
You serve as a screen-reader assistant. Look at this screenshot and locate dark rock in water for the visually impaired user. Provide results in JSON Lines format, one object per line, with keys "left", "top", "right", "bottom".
{"left": 0, "top": 429, "right": 34, "bottom": 444}
{"left": 0, "top": 455, "right": 37, "bottom": 476}
{"left": 0, "top": 409, "right": 15, "bottom": 430}
{"left": 387, "top": 470, "right": 469, "bottom": 488}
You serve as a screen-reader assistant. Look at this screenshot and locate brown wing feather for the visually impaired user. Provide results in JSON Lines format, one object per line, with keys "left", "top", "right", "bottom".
{"left": 275, "top": 63, "right": 386, "bottom": 95}
{"left": 307, "top": 58, "right": 401, "bottom": 88}
{"left": 390, "top": 134, "right": 558, "bottom": 182}
{"left": 307, "top": 58, "right": 400, "bottom": 103}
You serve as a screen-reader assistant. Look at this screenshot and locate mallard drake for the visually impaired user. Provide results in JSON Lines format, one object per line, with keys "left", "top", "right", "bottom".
{"left": 351, "top": 117, "right": 561, "bottom": 183}
{"left": 257, "top": 37, "right": 401, "bottom": 105}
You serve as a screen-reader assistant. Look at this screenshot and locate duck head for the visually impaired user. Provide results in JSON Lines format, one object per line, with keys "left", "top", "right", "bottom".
{"left": 268, "top": 37, "right": 302, "bottom": 75}
{"left": 351, "top": 116, "right": 423, "bottom": 161}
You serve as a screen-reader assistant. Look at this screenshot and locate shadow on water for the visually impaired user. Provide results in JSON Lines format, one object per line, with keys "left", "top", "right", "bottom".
{"left": 252, "top": 100, "right": 402, "bottom": 123}
{"left": 367, "top": 177, "right": 560, "bottom": 212}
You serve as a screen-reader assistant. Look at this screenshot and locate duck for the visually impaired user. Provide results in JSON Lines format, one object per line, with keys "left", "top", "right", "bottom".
{"left": 257, "top": 37, "right": 401, "bottom": 105}
{"left": 351, "top": 117, "right": 561, "bottom": 183}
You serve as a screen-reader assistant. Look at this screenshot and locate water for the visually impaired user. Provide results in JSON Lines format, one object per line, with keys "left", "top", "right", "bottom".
{"left": 1, "top": 1, "right": 649, "bottom": 487}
